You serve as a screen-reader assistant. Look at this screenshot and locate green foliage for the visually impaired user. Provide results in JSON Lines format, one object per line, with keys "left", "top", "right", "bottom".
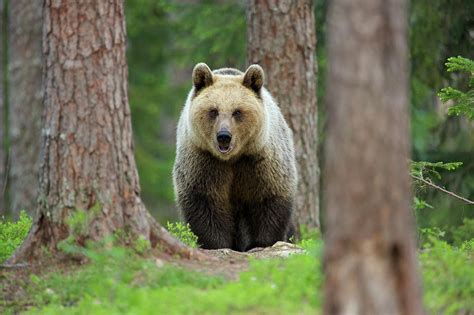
{"left": 410, "top": 160, "right": 463, "bottom": 212}
{"left": 124, "top": 1, "right": 246, "bottom": 221}
{"left": 421, "top": 238, "right": 474, "bottom": 314}
{"left": 0, "top": 231, "right": 471, "bottom": 314}
{"left": 0, "top": 211, "right": 32, "bottom": 263}
{"left": 172, "top": 1, "right": 246, "bottom": 68}
{"left": 133, "top": 235, "right": 152, "bottom": 255}
{"left": 438, "top": 56, "right": 474, "bottom": 119}
{"left": 57, "top": 204, "right": 103, "bottom": 253}
{"left": 410, "top": 160, "right": 463, "bottom": 181}
{"left": 166, "top": 221, "right": 199, "bottom": 248}
{"left": 11, "top": 239, "right": 321, "bottom": 314}
{"left": 1, "top": 218, "right": 473, "bottom": 314}
{"left": 418, "top": 226, "right": 446, "bottom": 247}
{"left": 409, "top": 1, "right": 474, "bottom": 234}
{"left": 413, "top": 196, "right": 433, "bottom": 210}
{"left": 452, "top": 218, "right": 474, "bottom": 247}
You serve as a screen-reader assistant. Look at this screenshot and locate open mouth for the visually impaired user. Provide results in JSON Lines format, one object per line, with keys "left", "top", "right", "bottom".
{"left": 217, "top": 144, "right": 233, "bottom": 154}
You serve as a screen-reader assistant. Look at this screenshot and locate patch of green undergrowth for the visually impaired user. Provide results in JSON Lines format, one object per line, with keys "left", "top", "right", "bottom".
{"left": 420, "top": 236, "right": 474, "bottom": 314}
{"left": 2, "top": 216, "right": 473, "bottom": 314}
{"left": 21, "top": 239, "right": 322, "bottom": 315}
{"left": 166, "top": 221, "right": 199, "bottom": 248}
{"left": 0, "top": 210, "right": 32, "bottom": 263}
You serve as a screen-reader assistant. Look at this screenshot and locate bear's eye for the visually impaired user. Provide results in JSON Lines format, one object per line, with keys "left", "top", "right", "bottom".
{"left": 233, "top": 110, "right": 242, "bottom": 120}
{"left": 208, "top": 109, "right": 218, "bottom": 119}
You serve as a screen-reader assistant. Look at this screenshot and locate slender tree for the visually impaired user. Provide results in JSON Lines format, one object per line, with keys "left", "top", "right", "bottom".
{"left": 11, "top": 0, "right": 192, "bottom": 263}
{"left": 0, "top": 0, "right": 4, "bottom": 213}
{"left": 323, "top": 0, "right": 423, "bottom": 314}
{"left": 246, "top": 0, "right": 320, "bottom": 232}
{"left": 8, "top": 0, "right": 43, "bottom": 215}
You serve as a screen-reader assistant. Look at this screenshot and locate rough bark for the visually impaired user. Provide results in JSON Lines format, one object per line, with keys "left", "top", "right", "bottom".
{"left": 0, "top": 0, "right": 4, "bottom": 213}
{"left": 8, "top": 0, "right": 43, "bottom": 215}
{"left": 246, "top": 0, "right": 319, "bottom": 232}
{"left": 323, "top": 0, "right": 423, "bottom": 314}
{"left": 10, "top": 0, "right": 194, "bottom": 263}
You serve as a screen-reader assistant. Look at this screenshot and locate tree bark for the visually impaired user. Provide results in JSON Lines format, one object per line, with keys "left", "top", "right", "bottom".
{"left": 323, "top": 1, "right": 423, "bottom": 314}
{"left": 10, "top": 0, "right": 194, "bottom": 263}
{"left": 7, "top": 0, "right": 43, "bottom": 215}
{"left": 0, "top": 0, "right": 4, "bottom": 214}
{"left": 246, "top": 0, "right": 320, "bottom": 232}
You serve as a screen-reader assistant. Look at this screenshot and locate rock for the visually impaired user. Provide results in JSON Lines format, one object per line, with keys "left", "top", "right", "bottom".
{"left": 201, "top": 242, "right": 305, "bottom": 260}
{"left": 250, "top": 242, "right": 305, "bottom": 259}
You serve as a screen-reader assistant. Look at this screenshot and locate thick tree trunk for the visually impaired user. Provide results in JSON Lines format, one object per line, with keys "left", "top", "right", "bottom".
{"left": 10, "top": 0, "right": 193, "bottom": 263}
{"left": 0, "top": 0, "right": 4, "bottom": 213}
{"left": 8, "top": 0, "right": 43, "bottom": 215}
{"left": 323, "top": 1, "right": 423, "bottom": 314}
{"left": 246, "top": 0, "right": 320, "bottom": 232}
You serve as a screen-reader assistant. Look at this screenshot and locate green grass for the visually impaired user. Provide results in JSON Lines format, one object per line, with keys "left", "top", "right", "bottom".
{"left": 16, "top": 239, "right": 322, "bottom": 315}
{"left": 166, "top": 221, "right": 199, "bottom": 248}
{"left": 1, "top": 215, "right": 473, "bottom": 314}
{"left": 0, "top": 211, "right": 32, "bottom": 263}
{"left": 421, "top": 238, "right": 474, "bottom": 314}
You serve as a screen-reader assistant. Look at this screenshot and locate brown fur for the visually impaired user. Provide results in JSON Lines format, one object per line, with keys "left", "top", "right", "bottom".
{"left": 173, "top": 63, "right": 297, "bottom": 251}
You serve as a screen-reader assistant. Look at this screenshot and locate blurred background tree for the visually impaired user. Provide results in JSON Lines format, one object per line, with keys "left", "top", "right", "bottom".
{"left": 8, "top": 0, "right": 42, "bottom": 216}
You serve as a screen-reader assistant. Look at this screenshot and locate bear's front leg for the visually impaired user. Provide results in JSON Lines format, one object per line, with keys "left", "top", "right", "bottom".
{"left": 180, "top": 193, "right": 234, "bottom": 249}
{"left": 245, "top": 197, "right": 293, "bottom": 251}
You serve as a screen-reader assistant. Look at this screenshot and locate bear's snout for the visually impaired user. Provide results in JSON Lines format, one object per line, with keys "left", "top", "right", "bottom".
{"left": 217, "top": 130, "right": 232, "bottom": 153}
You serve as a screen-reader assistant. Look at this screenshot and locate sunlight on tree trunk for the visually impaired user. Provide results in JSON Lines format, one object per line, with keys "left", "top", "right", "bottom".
{"left": 10, "top": 0, "right": 194, "bottom": 263}
{"left": 8, "top": 0, "right": 43, "bottom": 216}
{"left": 246, "top": 0, "right": 320, "bottom": 233}
{"left": 323, "top": 0, "right": 424, "bottom": 314}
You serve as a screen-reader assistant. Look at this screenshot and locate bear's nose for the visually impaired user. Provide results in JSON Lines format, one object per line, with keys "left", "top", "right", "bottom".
{"left": 217, "top": 130, "right": 232, "bottom": 145}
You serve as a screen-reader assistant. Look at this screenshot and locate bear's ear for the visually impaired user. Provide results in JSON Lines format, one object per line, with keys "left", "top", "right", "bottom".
{"left": 243, "top": 64, "right": 264, "bottom": 94}
{"left": 192, "top": 63, "right": 214, "bottom": 93}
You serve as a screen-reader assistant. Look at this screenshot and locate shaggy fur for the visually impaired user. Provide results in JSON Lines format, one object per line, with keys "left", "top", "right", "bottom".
{"left": 173, "top": 63, "right": 297, "bottom": 251}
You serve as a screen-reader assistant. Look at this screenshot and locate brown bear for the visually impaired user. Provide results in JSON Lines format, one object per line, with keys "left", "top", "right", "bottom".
{"left": 172, "top": 63, "right": 297, "bottom": 251}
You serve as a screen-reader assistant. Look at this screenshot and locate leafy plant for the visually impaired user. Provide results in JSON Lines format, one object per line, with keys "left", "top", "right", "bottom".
{"left": 0, "top": 211, "right": 32, "bottom": 263}
{"left": 166, "top": 221, "right": 199, "bottom": 248}
{"left": 452, "top": 218, "right": 474, "bottom": 246}
{"left": 438, "top": 56, "right": 474, "bottom": 119}
{"left": 421, "top": 237, "right": 474, "bottom": 314}
{"left": 410, "top": 160, "right": 463, "bottom": 181}
{"left": 410, "top": 160, "right": 467, "bottom": 210}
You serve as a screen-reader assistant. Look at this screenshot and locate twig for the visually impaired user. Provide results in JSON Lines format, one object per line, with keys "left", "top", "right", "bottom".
{"left": 411, "top": 174, "right": 474, "bottom": 205}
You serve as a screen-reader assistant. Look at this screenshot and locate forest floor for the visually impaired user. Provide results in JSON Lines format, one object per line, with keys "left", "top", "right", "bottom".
{"left": 1, "top": 236, "right": 473, "bottom": 314}
{"left": 0, "top": 242, "right": 314, "bottom": 314}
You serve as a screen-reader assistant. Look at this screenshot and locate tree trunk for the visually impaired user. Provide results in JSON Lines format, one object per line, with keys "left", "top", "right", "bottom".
{"left": 246, "top": 0, "right": 320, "bottom": 233}
{"left": 10, "top": 0, "right": 193, "bottom": 263}
{"left": 7, "top": 0, "right": 43, "bottom": 215}
{"left": 0, "top": 0, "right": 4, "bottom": 214}
{"left": 323, "top": 1, "right": 423, "bottom": 314}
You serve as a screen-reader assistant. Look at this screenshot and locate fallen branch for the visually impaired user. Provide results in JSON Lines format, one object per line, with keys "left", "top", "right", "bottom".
{"left": 411, "top": 174, "right": 474, "bottom": 205}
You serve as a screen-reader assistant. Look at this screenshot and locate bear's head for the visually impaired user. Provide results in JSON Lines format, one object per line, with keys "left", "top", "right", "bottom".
{"left": 188, "top": 63, "right": 267, "bottom": 161}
